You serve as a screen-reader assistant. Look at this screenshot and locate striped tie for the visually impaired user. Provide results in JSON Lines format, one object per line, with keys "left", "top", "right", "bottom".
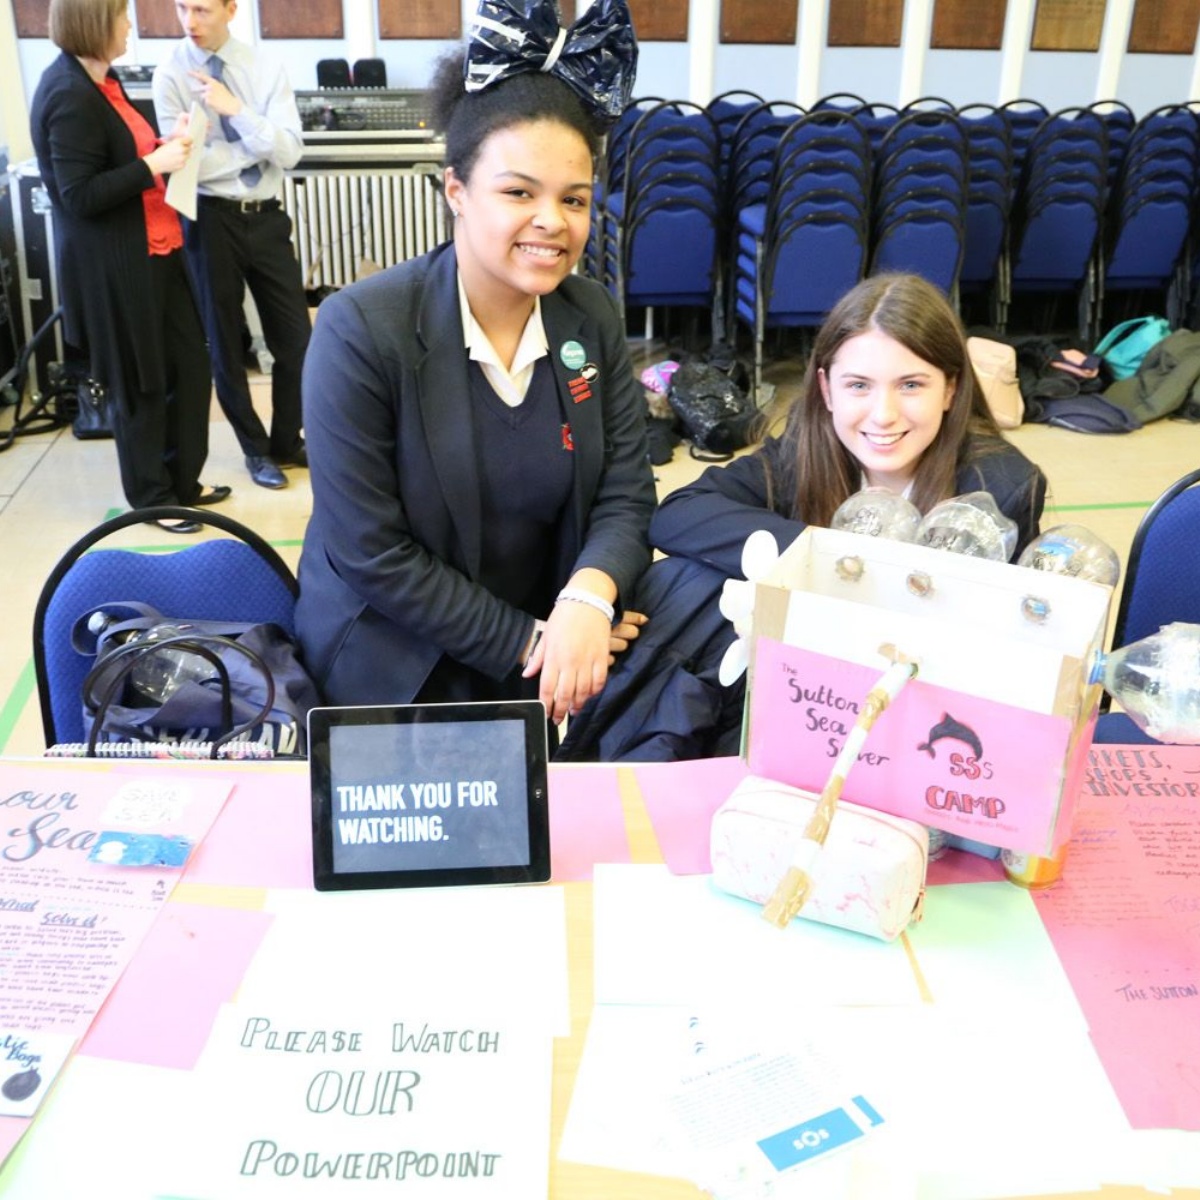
{"left": 207, "top": 54, "right": 262, "bottom": 188}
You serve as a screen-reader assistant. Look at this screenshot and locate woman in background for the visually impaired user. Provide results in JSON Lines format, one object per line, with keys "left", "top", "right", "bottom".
{"left": 296, "top": 3, "right": 653, "bottom": 726}
{"left": 31, "top": 0, "right": 225, "bottom": 534}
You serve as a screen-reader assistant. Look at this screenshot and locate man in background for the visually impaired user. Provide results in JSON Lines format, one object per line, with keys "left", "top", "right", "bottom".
{"left": 154, "top": 0, "right": 309, "bottom": 490}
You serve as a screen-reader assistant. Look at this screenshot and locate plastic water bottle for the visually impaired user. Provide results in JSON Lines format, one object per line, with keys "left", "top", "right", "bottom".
{"left": 1093, "top": 622, "right": 1200, "bottom": 744}
{"left": 87, "top": 613, "right": 215, "bottom": 703}
{"left": 916, "top": 491, "right": 1018, "bottom": 562}
{"left": 832, "top": 487, "right": 922, "bottom": 541}
{"left": 1017, "top": 524, "right": 1121, "bottom": 587}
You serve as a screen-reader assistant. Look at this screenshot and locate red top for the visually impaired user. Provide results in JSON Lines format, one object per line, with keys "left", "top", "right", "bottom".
{"left": 99, "top": 75, "right": 182, "bottom": 256}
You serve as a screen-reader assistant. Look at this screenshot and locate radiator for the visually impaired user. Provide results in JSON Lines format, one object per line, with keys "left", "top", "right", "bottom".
{"left": 282, "top": 166, "right": 448, "bottom": 289}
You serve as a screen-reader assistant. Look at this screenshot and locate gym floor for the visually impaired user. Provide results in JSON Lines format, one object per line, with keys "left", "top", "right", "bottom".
{"left": 0, "top": 347, "right": 1196, "bottom": 757}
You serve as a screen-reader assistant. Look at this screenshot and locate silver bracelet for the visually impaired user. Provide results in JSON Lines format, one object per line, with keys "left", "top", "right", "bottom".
{"left": 555, "top": 587, "right": 615, "bottom": 623}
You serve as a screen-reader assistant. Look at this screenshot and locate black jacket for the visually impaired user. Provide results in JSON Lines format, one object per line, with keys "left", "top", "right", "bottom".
{"left": 560, "top": 436, "right": 1047, "bottom": 762}
{"left": 651, "top": 434, "right": 1047, "bottom": 572}
{"left": 31, "top": 53, "right": 171, "bottom": 397}
{"left": 296, "top": 242, "right": 657, "bottom": 706}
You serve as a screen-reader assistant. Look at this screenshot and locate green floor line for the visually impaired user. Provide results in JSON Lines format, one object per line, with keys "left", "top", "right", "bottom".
{"left": 0, "top": 660, "right": 37, "bottom": 756}
{"left": 1047, "top": 501, "right": 1152, "bottom": 513}
{"left": 101, "top": 508, "right": 304, "bottom": 553}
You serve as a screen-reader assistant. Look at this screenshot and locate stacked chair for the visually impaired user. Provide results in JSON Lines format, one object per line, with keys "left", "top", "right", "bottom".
{"left": 730, "top": 111, "right": 872, "bottom": 402}
{"left": 595, "top": 100, "right": 723, "bottom": 331}
{"left": 584, "top": 96, "right": 665, "bottom": 278}
{"left": 868, "top": 109, "right": 969, "bottom": 298}
{"left": 956, "top": 103, "right": 1015, "bottom": 324}
{"left": 1090, "top": 99, "right": 1137, "bottom": 190}
{"left": 1098, "top": 104, "right": 1200, "bottom": 333}
{"left": 999, "top": 98, "right": 1050, "bottom": 188}
{"left": 844, "top": 101, "right": 902, "bottom": 153}
{"left": 1005, "top": 106, "right": 1108, "bottom": 338}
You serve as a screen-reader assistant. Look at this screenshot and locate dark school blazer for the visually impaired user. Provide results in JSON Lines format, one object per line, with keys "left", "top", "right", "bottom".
{"left": 30, "top": 53, "right": 168, "bottom": 398}
{"left": 650, "top": 434, "right": 1048, "bottom": 575}
{"left": 296, "top": 242, "right": 657, "bottom": 706}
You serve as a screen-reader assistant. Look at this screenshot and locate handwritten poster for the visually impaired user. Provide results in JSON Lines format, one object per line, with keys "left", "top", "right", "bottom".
{"left": 158, "top": 1002, "right": 554, "bottom": 1198}
{"left": 0, "top": 762, "right": 230, "bottom": 1133}
{"left": 1034, "top": 745, "right": 1200, "bottom": 1130}
{"left": 149, "top": 886, "right": 568, "bottom": 1198}
{"left": 0, "top": 765, "right": 230, "bottom": 1037}
{"left": 747, "top": 637, "right": 1078, "bottom": 854}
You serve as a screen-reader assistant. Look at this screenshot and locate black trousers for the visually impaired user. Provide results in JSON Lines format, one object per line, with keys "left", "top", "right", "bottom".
{"left": 110, "top": 249, "right": 211, "bottom": 509}
{"left": 184, "top": 200, "right": 310, "bottom": 460}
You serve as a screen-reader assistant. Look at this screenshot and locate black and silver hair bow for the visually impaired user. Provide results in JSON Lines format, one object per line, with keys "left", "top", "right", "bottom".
{"left": 464, "top": 0, "right": 638, "bottom": 126}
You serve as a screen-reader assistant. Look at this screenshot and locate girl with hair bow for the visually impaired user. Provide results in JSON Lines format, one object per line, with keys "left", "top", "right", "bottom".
{"left": 296, "top": 0, "right": 655, "bottom": 730}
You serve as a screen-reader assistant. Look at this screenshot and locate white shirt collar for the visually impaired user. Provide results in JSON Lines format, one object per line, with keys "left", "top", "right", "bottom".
{"left": 456, "top": 273, "right": 548, "bottom": 407}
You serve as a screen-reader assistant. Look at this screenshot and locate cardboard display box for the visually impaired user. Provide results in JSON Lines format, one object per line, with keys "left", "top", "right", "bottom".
{"left": 743, "top": 527, "right": 1112, "bottom": 855}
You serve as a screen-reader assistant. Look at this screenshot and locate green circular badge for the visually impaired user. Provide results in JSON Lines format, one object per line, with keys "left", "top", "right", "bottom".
{"left": 560, "top": 340, "right": 587, "bottom": 370}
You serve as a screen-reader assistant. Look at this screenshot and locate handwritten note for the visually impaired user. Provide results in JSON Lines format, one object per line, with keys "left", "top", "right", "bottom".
{"left": 1034, "top": 745, "right": 1200, "bottom": 1130}
{"left": 0, "top": 765, "right": 230, "bottom": 1038}
{"left": 747, "top": 637, "right": 1077, "bottom": 854}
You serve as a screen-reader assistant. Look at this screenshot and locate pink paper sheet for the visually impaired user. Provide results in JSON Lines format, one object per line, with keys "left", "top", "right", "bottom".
{"left": 1033, "top": 745, "right": 1200, "bottom": 1130}
{"left": 176, "top": 765, "right": 312, "bottom": 888}
{"left": 748, "top": 638, "right": 1076, "bottom": 853}
{"left": 633, "top": 756, "right": 749, "bottom": 874}
{"left": 548, "top": 766, "right": 630, "bottom": 881}
{"left": 81, "top": 902, "right": 273, "bottom": 1070}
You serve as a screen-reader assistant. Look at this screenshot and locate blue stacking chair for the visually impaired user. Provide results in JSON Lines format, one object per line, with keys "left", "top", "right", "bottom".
{"left": 732, "top": 111, "right": 871, "bottom": 401}
{"left": 901, "top": 96, "right": 956, "bottom": 114}
{"left": 721, "top": 101, "right": 807, "bottom": 335}
{"left": 999, "top": 98, "right": 1050, "bottom": 191}
{"left": 599, "top": 101, "right": 722, "bottom": 328}
{"left": 1006, "top": 107, "right": 1108, "bottom": 338}
{"left": 956, "top": 103, "right": 1014, "bottom": 324}
{"left": 33, "top": 507, "right": 299, "bottom": 748}
{"left": 812, "top": 92, "right": 869, "bottom": 113}
{"left": 707, "top": 89, "right": 766, "bottom": 171}
{"left": 869, "top": 111, "right": 968, "bottom": 300}
{"left": 1089, "top": 99, "right": 1136, "bottom": 189}
{"left": 1098, "top": 105, "right": 1199, "bottom": 334}
{"left": 584, "top": 96, "right": 666, "bottom": 278}
{"left": 850, "top": 102, "right": 901, "bottom": 153}
{"left": 1094, "top": 468, "right": 1200, "bottom": 745}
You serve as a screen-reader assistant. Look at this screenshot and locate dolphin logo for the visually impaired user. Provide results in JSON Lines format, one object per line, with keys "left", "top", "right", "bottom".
{"left": 917, "top": 713, "right": 983, "bottom": 759}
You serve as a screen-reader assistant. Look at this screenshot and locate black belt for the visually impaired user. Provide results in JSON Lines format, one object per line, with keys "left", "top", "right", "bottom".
{"left": 200, "top": 195, "right": 281, "bottom": 214}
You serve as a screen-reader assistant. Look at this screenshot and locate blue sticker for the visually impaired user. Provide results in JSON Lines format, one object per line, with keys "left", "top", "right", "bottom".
{"left": 89, "top": 832, "right": 193, "bottom": 868}
{"left": 560, "top": 340, "right": 587, "bottom": 370}
{"left": 756, "top": 1106, "right": 866, "bottom": 1171}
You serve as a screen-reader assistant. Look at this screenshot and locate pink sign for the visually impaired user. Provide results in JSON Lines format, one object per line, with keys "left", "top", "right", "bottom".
{"left": 747, "top": 638, "right": 1076, "bottom": 854}
{"left": 1034, "top": 745, "right": 1200, "bottom": 1130}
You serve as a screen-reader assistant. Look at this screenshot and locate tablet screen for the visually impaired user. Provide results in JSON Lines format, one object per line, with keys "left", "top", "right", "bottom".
{"left": 309, "top": 701, "right": 550, "bottom": 892}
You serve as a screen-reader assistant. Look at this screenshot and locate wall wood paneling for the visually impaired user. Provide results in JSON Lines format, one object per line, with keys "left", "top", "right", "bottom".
{"left": 379, "top": 0, "right": 462, "bottom": 39}
{"left": 931, "top": 0, "right": 1008, "bottom": 49}
{"left": 12, "top": 0, "right": 48, "bottom": 37}
{"left": 135, "top": 0, "right": 182, "bottom": 39}
{"left": 827, "top": 0, "right": 903, "bottom": 47}
{"left": 1127, "top": 0, "right": 1200, "bottom": 53}
{"left": 258, "top": 0, "right": 343, "bottom": 38}
{"left": 720, "top": 0, "right": 798, "bottom": 44}
{"left": 1031, "top": 0, "right": 1106, "bottom": 52}
{"left": 629, "top": 0, "right": 689, "bottom": 41}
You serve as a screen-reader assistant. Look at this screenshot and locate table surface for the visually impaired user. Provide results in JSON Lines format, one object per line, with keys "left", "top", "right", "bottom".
{"left": 1, "top": 756, "right": 1197, "bottom": 1200}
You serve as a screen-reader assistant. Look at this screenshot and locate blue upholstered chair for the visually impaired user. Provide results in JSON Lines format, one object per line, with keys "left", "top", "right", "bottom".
{"left": 34, "top": 507, "right": 299, "bottom": 747}
{"left": 1094, "top": 468, "right": 1200, "bottom": 744}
